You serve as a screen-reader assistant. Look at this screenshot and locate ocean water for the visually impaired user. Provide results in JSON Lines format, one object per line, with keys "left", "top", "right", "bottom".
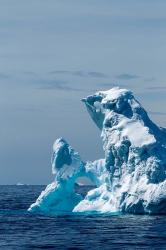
{"left": 0, "top": 185, "right": 165, "bottom": 250}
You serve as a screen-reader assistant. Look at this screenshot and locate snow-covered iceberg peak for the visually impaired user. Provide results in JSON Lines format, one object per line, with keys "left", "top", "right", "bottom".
{"left": 83, "top": 87, "right": 166, "bottom": 183}
{"left": 29, "top": 87, "right": 166, "bottom": 215}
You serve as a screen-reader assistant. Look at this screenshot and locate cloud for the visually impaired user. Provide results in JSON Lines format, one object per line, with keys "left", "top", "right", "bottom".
{"left": 149, "top": 111, "right": 166, "bottom": 116}
{"left": 49, "top": 70, "right": 108, "bottom": 78}
{"left": 23, "top": 71, "right": 37, "bottom": 76}
{"left": 0, "top": 73, "right": 10, "bottom": 79}
{"left": 146, "top": 86, "right": 166, "bottom": 90}
{"left": 97, "top": 82, "right": 129, "bottom": 89}
{"left": 37, "top": 79, "right": 84, "bottom": 92}
{"left": 74, "top": 71, "right": 108, "bottom": 78}
{"left": 49, "top": 70, "right": 70, "bottom": 75}
{"left": 115, "top": 73, "right": 139, "bottom": 80}
{"left": 144, "top": 77, "right": 156, "bottom": 82}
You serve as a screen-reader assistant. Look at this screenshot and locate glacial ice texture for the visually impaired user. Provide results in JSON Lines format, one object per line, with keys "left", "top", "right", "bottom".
{"left": 29, "top": 87, "right": 166, "bottom": 215}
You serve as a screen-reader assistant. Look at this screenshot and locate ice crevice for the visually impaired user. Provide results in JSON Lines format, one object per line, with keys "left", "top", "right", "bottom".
{"left": 28, "top": 87, "right": 166, "bottom": 215}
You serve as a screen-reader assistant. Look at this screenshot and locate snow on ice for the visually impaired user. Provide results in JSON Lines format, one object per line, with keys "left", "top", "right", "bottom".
{"left": 29, "top": 87, "right": 166, "bottom": 215}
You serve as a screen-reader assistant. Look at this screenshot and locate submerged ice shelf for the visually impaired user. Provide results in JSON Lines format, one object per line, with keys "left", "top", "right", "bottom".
{"left": 29, "top": 87, "right": 166, "bottom": 215}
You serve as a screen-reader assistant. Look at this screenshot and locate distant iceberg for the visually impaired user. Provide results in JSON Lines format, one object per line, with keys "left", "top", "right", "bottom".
{"left": 29, "top": 87, "right": 166, "bottom": 215}
{"left": 17, "top": 183, "right": 25, "bottom": 186}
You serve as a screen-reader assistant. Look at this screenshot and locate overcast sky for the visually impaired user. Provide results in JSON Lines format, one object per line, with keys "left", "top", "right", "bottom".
{"left": 0, "top": 0, "right": 166, "bottom": 184}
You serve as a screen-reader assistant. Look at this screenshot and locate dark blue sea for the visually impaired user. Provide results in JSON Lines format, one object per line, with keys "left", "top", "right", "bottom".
{"left": 0, "top": 185, "right": 165, "bottom": 250}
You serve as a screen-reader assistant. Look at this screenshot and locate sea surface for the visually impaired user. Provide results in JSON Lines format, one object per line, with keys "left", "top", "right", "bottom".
{"left": 0, "top": 185, "right": 165, "bottom": 250}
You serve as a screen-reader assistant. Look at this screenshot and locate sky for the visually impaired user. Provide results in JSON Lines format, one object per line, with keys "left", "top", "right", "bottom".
{"left": 0, "top": 0, "right": 166, "bottom": 184}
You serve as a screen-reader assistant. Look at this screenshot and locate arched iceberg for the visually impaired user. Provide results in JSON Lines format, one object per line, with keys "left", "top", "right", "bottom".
{"left": 29, "top": 87, "right": 166, "bottom": 215}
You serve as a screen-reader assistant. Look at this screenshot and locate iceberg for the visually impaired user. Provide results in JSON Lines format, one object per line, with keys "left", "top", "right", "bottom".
{"left": 29, "top": 87, "right": 166, "bottom": 215}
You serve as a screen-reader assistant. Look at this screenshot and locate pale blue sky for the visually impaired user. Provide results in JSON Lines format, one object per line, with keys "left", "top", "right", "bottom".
{"left": 0, "top": 0, "right": 166, "bottom": 184}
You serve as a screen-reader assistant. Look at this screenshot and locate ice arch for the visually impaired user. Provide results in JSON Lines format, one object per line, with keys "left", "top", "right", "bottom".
{"left": 29, "top": 138, "right": 104, "bottom": 214}
{"left": 74, "top": 177, "right": 96, "bottom": 198}
{"left": 75, "top": 176, "right": 96, "bottom": 186}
